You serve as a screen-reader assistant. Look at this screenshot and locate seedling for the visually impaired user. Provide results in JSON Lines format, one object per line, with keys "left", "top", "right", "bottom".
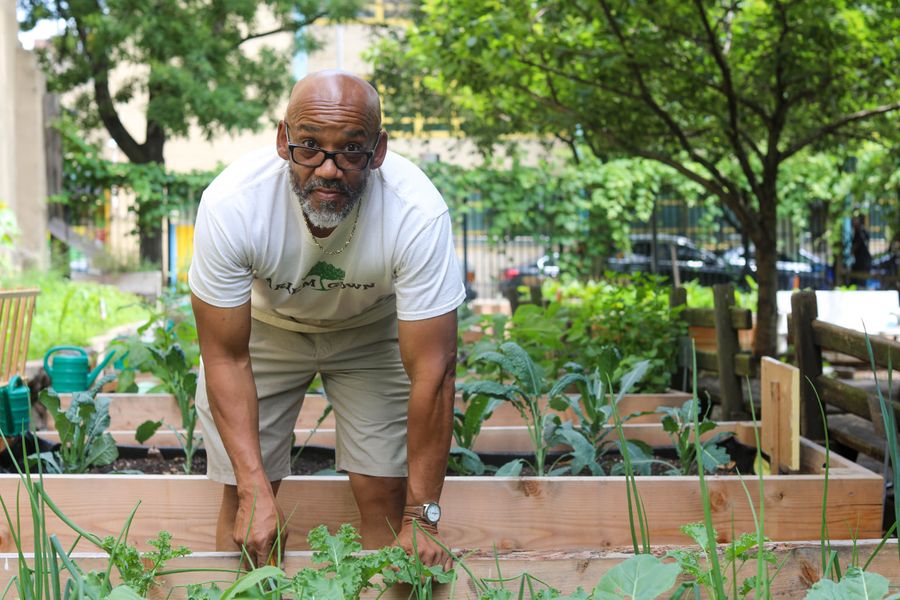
{"left": 658, "top": 399, "right": 733, "bottom": 475}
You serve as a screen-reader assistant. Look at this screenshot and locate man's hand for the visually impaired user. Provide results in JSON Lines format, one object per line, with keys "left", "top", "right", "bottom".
{"left": 396, "top": 518, "right": 453, "bottom": 572}
{"left": 234, "top": 485, "right": 287, "bottom": 569}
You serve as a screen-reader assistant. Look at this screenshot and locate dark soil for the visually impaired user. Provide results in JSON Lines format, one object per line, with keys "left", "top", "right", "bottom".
{"left": 3, "top": 435, "right": 756, "bottom": 478}
{"left": 87, "top": 446, "right": 338, "bottom": 476}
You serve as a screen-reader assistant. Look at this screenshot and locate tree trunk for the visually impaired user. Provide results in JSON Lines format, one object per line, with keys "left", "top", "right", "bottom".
{"left": 753, "top": 236, "right": 779, "bottom": 358}
{"left": 137, "top": 121, "right": 166, "bottom": 266}
{"left": 751, "top": 189, "right": 779, "bottom": 358}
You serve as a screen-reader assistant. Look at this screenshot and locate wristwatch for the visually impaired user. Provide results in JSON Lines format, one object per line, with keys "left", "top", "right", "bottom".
{"left": 407, "top": 502, "right": 442, "bottom": 526}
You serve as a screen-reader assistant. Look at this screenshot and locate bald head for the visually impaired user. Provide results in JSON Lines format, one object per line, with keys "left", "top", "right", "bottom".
{"left": 286, "top": 70, "right": 382, "bottom": 134}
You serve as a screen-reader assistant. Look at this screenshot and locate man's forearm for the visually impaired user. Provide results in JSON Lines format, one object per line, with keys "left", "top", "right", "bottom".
{"left": 405, "top": 373, "right": 455, "bottom": 506}
{"left": 204, "top": 358, "right": 269, "bottom": 487}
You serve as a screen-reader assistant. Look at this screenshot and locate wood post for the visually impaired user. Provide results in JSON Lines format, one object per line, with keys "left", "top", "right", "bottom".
{"left": 669, "top": 287, "right": 690, "bottom": 390}
{"left": 791, "top": 291, "right": 825, "bottom": 441}
{"left": 713, "top": 283, "right": 743, "bottom": 418}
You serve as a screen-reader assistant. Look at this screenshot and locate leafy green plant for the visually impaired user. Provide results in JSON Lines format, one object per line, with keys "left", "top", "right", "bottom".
{"left": 115, "top": 293, "right": 200, "bottom": 474}
{"left": 804, "top": 566, "right": 892, "bottom": 599}
{"left": 461, "top": 553, "right": 680, "bottom": 599}
{"left": 33, "top": 375, "right": 119, "bottom": 473}
{"left": 547, "top": 359, "right": 656, "bottom": 476}
{"left": 461, "top": 341, "right": 564, "bottom": 476}
{"left": 543, "top": 274, "right": 686, "bottom": 392}
{"left": 187, "top": 523, "right": 453, "bottom": 599}
{"left": 683, "top": 276, "right": 758, "bottom": 311}
{"left": 658, "top": 399, "right": 733, "bottom": 475}
{"left": 449, "top": 381, "right": 506, "bottom": 475}
{"left": 458, "top": 304, "right": 567, "bottom": 381}
{"left": 667, "top": 525, "right": 776, "bottom": 599}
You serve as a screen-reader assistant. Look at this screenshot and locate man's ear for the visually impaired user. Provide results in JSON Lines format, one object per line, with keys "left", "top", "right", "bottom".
{"left": 276, "top": 120, "right": 289, "bottom": 161}
{"left": 370, "top": 129, "right": 388, "bottom": 169}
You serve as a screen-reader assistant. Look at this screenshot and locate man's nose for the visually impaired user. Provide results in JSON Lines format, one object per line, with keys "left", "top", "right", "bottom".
{"left": 314, "top": 156, "right": 343, "bottom": 179}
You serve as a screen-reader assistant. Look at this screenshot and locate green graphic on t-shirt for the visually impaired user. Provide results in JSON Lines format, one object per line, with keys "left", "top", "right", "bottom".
{"left": 304, "top": 261, "right": 346, "bottom": 291}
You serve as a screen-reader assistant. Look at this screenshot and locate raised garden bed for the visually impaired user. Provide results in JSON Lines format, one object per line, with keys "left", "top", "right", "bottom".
{"left": 2, "top": 540, "right": 898, "bottom": 599}
{"left": 3, "top": 422, "right": 882, "bottom": 554}
{"left": 48, "top": 390, "right": 693, "bottom": 431}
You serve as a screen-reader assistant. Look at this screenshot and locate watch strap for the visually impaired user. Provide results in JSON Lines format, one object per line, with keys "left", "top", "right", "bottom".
{"left": 402, "top": 504, "right": 440, "bottom": 531}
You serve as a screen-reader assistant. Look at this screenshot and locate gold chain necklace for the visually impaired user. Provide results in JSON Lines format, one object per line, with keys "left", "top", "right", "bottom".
{"left": 304, "top": 198, "right": 362, "bottom": 256}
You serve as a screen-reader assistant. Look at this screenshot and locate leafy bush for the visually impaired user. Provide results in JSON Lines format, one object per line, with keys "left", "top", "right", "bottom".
{"left": 459, "top": 275, "right": 684, "bottom": 393}
{"left": 542, "top": 273, "right": 686, "bottom": 392}
{"left": 682, "top": 276, "right": 758, "bottom": 311}
{"left": 0, "top": 269, "right": 151, "bottom": 360}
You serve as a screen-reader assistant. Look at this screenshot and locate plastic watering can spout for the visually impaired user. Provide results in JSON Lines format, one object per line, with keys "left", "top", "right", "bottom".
{"left": 87, "top": 350, "right": 117, "bottom": 388}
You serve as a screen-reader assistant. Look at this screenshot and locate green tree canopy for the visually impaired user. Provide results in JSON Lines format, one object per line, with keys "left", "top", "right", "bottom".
{"left": 18, "top": 0, "right": 364, "bottom": 261}
{"left": 374, "top": 0, "right": 899, "bottom": 357}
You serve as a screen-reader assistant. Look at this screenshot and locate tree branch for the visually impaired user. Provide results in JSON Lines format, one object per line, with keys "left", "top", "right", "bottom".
{"left": 511, "top": 55, "right": 644, "bottom": 102}
{"left": 595, "top": 0, "right": 739, "bottom": 200}
{"left": 73, "top": 3, "right": 147, "bottom": 163}
{"left": 239, "top": 11, "right": 328, "bottom": 45}
{"left": 781, "top": 101, "right": 900, "bottom": 160}
{"left": 693, "top": 0, "right": 763, "bottom": 201}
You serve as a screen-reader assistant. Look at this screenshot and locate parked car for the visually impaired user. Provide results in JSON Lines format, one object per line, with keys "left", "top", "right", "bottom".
{"left": 607, "top": 233, "right": 735, "bottom": 286}
{"left": 498, "top": 253, "right": 560, "bottom": 308}
{"left": 722, "top": 244, "right": 830, "bottom": 289}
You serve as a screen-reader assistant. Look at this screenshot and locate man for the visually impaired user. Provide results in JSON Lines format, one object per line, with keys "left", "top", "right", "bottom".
{"left": 188, "top": 70, "right": 465, "bottom": 570}
{"left": 851, "top": 214, "right": 872, "bottom": 287}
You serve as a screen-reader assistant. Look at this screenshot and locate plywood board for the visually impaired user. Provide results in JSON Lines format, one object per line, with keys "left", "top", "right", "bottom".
{"left": 761, "top": 357, "right": 801, "bottom": 473}
{"left": 3, "top": 541, "right": 898, "bottom": 600}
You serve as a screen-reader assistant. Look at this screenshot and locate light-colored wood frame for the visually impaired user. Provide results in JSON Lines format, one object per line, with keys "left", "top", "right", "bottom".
{"left": 2, "top": 540, "right": 897, "bottom": 600}
{"left": 40, "top": 419, "right": 751, "bottom": 453}
{"left": 0, "top": 288, "right": 40, "bottom": 385}
{"left": 3, "top": 423, "right": 882, "bottom": 553}
{"left": 761, "top": 357, "right": 801, "bottom": 473}
{"left": 48, "top": 390, "right": 693, "bottom": 431}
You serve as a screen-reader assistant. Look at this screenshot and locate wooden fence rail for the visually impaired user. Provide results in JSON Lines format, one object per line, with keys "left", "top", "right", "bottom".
{"left": 791, "top": 290, "right": 900, "bottom": 460}
{"left": 670, "top": 283, "right": 757, "bottom": 418}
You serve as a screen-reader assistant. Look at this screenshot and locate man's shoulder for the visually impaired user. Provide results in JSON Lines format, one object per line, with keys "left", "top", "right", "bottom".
{"left": 377, "top": 151, "right": 447, "bottom": 220}
{"left": 203, "top": 146, "right": 286, "bottom": 204}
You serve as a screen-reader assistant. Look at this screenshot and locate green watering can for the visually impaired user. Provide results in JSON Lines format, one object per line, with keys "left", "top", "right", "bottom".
{"left": 43, "top": 345, "right": 117, "bottom": 393}
{"left": 0, "top": 375, "right": 30, "bottom": 436}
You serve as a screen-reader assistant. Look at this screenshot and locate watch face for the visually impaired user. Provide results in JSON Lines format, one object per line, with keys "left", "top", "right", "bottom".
{"left": 424, "top": 503, "right": 441, "bottom": 524}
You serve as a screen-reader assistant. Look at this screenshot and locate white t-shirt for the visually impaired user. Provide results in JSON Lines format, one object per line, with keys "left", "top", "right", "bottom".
{"left": 188, "top": 147, "right": 466, "bottom": 332}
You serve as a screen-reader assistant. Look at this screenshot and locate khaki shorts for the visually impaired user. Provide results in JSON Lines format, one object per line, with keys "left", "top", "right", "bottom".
{"left": 196, "top": 313, "right": 410, "bottom": 485}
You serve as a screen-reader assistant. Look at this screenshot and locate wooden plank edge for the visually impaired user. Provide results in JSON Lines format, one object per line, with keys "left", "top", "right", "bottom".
{"left": 3, "top": 540, "right": 896, "bottom": 599}
{"left": 812, "top": 319, "right": 900, "bottom": 369}
{"left": 35, "top": 421, "right": 763, "bottom": 454}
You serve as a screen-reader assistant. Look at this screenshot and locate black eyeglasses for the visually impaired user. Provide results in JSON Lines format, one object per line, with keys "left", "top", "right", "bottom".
{"left": 284, "top": 123, "right": 379, "bottom": 172}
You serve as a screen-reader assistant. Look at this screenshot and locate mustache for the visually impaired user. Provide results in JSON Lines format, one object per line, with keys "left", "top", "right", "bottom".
{"left": 302, "top": 177, "right": 351, "bottom": 196}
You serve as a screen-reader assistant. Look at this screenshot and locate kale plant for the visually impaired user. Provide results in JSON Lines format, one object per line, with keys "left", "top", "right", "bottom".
{"left": 34, "top": 374, "right": 118, "bottom": 473}
{"left": 449, "top": 381, "right": 506, "bottom": 475}
{"left": 546, "top": 359, "right": 656, "bottom": 475}
{"left": 659, "top": 399, "right": 733, "bottom": 475}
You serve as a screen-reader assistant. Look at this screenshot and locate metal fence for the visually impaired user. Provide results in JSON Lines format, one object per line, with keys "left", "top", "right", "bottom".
{"left": 454, "top": 198, "right": 895, "bottom": 298}
{"left": 62, "top": 192, "right": 893, "bottom": 299}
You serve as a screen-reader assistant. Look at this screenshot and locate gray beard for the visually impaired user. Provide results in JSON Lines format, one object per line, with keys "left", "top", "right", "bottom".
{"left": 291, "top": 172, "right": 367, "bottom": 230}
